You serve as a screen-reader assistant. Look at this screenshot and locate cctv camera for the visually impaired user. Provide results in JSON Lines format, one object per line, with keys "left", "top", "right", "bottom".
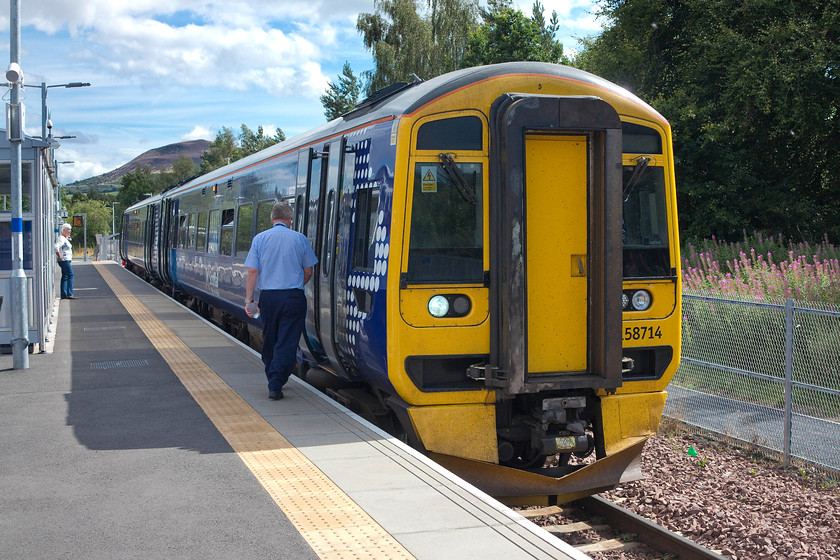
{"left": 5, "top": 63, "right": 22, "bottom": 84}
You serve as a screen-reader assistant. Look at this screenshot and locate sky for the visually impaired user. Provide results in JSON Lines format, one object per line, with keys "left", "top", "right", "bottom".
{"left": 1, "top": 0, "right": 603, "bottom": 184}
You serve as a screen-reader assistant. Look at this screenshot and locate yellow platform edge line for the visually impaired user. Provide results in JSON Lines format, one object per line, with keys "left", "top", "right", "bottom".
{"left": 94, "top": 264, "right": 415, "bottom": 560}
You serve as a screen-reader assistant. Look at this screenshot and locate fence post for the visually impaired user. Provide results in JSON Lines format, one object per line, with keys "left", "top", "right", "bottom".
{"left": 783, "top": 299, "right": 794, "bottom": 468}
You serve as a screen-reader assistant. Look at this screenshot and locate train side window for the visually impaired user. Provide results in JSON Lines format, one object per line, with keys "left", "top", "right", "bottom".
{"left": 196, "top": 211, "right": 207, "bottom": 252}
{"left": 187, "top": 213, "right": 196, "bottom": 250}
{"left": 220, "top": 208, "right": 235, "bottom": 256}
{"left": 352, "top": 186, "right": 379, "bottom": 271}
{"left": 178, "top": 214, "right": 187, "bottom": 249}
{"left": 256, "top": 200, "right": 274, "bottom": 233}
{"left": 236, "top": 203, "right": 253, "bottom": 257}
{"left": 416, "top": 115, "right": 483, "bottom": 151}
{"left": 207, "top": 209, "right": 220, "bottom": 255}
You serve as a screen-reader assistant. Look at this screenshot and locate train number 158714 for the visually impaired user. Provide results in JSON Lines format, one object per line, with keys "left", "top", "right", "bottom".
{"left": 623, "top": 325, "right": 663, "bottom": 341}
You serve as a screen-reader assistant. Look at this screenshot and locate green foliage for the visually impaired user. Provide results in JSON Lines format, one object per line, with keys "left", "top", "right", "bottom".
{"left": 576, "top": 0, "right": 840, "bottom": 243}
{"left": 66, "top": 199, "right": 112, "bottom": 249}
{"left": 463, "top": 0, "right": 567, "bottom": 66}
{"left": 357, "top": 0, "right": 478, "bottom": 94}
{"left": 199, "top": 125, "right": 284, "bottom": 174}
{"left": 199, "top": 127, "right": 241, "bottom": 174}
{"left": 321, "top": 62, "right": 362, "bottom": 120}
{"left": 117, "top": 166, "right": 157, "bottom": 208}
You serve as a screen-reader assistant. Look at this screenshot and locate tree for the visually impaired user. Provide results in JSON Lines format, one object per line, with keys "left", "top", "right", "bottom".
{"left": 321, "top": 62, "right": 362, "bottom": 120}
{"left": 462, "top": 0, "right": 567, "bottom": 67}
{"left": 199, "top": 125, "right": 285, "bottom": 174}
{"left": 239, "top": 124, "right": 285, "bottom": 156}
{"left": 357, "top": 0, "right": 478, "bottom": 94}
{"left": 199, "top": 127, "right": 241, "bottom": 174}
{"left": 577, "top": 0, "right": 840, "bottom": 243}
{"left": 117, "top": 166, "right": 157, "bottom": 209}
{"left": 171, "top": 155, "right": 198, "bottom": 183}
{"left": 66, "top": 199, "right": 111, "bottom": 251}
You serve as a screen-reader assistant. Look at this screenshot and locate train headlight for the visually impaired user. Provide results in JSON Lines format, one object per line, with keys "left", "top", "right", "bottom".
{"left": 428, "top": 295, "right": 450, "bottom": 318}
{"left": 622, "top": 292, "right": 630, "bottom": 310}
{"left": 631, "top": 290, "right": 652, "bottom": 311}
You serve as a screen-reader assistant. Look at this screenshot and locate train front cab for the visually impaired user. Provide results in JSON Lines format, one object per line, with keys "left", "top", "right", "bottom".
{"left": 389, "top": 86, "right": 681, "bottom": 503}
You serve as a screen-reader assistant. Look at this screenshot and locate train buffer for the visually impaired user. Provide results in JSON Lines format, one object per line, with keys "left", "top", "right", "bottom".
{"left": 0, "top": 261, "right": 590, "bottom": 560}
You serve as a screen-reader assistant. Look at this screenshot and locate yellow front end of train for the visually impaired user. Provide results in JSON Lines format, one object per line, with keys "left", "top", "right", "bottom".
{"left": 382, "top": 66, "right": 681, "bottom": 502}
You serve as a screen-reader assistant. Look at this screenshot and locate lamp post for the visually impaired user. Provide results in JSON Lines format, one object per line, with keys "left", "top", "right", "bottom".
{"left": 111, "top": 202, "right": 119, "bottom": 235}
{"left": 24, "top": 81, "right": 91, "bottom": 141}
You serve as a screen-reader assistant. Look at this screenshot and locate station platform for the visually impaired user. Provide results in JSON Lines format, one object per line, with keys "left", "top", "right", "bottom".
{"left": 0, "top": 262, "right": 588, "bottom": 560}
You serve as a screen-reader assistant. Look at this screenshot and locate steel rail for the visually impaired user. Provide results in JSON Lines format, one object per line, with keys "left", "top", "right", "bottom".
{"left": 577, "top": 495, "right": 729, "bottom": 560}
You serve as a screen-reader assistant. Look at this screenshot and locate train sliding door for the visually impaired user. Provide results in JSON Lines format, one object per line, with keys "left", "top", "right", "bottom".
{"left": 316, "top": 139, "right": 350, "bottom": 378}
{"left": 488, "top": 94, "right": 624, "bottom": 395}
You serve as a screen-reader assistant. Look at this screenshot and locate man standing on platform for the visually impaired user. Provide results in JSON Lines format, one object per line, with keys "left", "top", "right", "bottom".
{"left": 244, "top": 202, "right": 318, "bottom": 400}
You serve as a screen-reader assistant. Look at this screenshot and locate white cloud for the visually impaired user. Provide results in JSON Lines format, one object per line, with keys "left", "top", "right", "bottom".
{"left": 182, "top": 125, "right": 211, "bottom": 141}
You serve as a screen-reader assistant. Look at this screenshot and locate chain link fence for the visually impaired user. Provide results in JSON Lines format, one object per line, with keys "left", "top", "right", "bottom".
{"left": 665, "top": 291, "right": 840, "bottom": 477}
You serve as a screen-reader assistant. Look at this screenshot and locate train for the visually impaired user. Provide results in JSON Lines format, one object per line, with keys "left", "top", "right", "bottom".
{"left": 121, "top": 61, "right": 681, "bottom": 505}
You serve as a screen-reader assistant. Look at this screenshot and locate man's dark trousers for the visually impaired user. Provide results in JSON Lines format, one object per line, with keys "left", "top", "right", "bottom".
{"left": 259, "top": 289, "right": 307, "bottom": 393}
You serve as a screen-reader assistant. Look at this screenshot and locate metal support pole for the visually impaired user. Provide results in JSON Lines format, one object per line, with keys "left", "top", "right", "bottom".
{"left": 8, "top": 0, "right": 29, "bottom": 368}
{"left": 783, "top": 299, "right": 795, "bottom": 467}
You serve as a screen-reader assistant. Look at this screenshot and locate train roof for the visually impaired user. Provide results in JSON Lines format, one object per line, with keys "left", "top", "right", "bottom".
{"left": 135, "top": 62, "right": 663, "bottom": 203}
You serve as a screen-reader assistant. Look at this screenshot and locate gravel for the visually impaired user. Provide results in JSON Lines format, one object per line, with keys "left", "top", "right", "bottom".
{"left": 594, "top": 426, "right": 840, "bottom": 560}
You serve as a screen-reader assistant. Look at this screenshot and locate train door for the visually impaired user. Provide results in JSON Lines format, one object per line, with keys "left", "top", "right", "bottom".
{"left": 300, "top": 146, "right": 327, "bottom": 362}
{"left": 487, "top": 94, "right": 624, "bottom": 395}
{"left": 316, "top": 139, "right": 351, "bottom": 377}
{"left": 147, "top": 203, "right": 159, "bottom": 279}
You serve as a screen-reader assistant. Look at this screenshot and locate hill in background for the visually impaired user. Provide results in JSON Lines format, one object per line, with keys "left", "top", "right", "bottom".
{"left": 66, "top": 139, "right": 210, "bottom": 194}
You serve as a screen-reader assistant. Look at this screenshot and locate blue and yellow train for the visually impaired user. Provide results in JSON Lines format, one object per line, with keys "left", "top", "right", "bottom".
{"left": 122, "top": 62, "right": 681, "bottom": 504}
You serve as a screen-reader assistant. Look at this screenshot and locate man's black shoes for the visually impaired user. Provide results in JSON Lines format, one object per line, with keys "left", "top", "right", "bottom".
{"left": 269, "top": 390, "right": 284, "bottom": 400}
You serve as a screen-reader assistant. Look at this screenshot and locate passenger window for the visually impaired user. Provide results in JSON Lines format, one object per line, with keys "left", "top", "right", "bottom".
{"left": 352, "top": 186, "right": 379, "bottom": 271}
{"left": 178, "top": 215, "right": 187, "bottom": 249}
{"left": 236, "top": 204, "right": 253, "bottom": 257}
{"left": 416, "top": 116, "right": 482, "bottom": 151}
{"left": 220, "top": 208, "right": 235, "bottom": 256}
{"left": 187, "top": 213, "right": 196, "bottom": 250}
{"left": 196, "top": 212, "right": 207, "bottom": 252}
{"left": 256, "top": 200, "right": 274, "bottom": 233}
{"left": 208, "top": 209, "right": 220, "bottom": 255}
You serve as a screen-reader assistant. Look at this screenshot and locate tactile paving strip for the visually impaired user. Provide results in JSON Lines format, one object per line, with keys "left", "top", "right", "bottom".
{"left": 96, "top": 264, "right": 415, "bottom": 560}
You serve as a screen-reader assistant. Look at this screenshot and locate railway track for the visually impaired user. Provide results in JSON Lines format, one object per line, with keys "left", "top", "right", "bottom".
{"left": 516, "top": 495, "right": 728, "bottom": 559}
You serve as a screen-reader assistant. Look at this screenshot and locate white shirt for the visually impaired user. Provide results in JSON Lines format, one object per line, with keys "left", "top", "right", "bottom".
{"left": 55, "top": 235, "right": 72, "bottom": 261}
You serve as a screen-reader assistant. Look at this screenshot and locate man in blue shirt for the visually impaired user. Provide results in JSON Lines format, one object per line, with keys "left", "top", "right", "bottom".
{"left": 244, "top": 202, "right": 318, "bottom": 400}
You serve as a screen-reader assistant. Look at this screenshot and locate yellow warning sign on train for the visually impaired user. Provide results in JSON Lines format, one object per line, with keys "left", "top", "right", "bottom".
{"left": 421, "top": 166, "right": 437, "bottom": 193}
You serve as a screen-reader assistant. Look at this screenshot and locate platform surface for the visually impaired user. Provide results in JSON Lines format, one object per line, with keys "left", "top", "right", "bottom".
{"left": 0, "top": 262, "right": 588, "bottom": 560}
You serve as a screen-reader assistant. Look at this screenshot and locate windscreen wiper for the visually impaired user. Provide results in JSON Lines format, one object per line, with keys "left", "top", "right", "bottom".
{"left": 623, "top": 156, "right": 651, "bottom": 202}
{"left": 438, "top": 152, "right": 477, "bottom": 205}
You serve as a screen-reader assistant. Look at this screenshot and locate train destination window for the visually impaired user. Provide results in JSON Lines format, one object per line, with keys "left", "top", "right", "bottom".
{"left": 236, "top": 204, "right": 253, "bottom": 257}
{"left": 407, "top": 159, "right": 483, "bottom": 283}
{"left": 622, "top": 122, "right": 662, "bottom": 154}
{"left": 196, "top": 211, "right": 207, "bottom": 252}
{"left": 622, "top": 165, "right": 670, "bottom": 278}
{"left": 352, "top": 187, "right": 379, "bottom": 271}
{"left": 220, "top": 208, "right": 235, "bottom": 256}
{"left": 416, "top": 116, "right": 482, "bottom": 151}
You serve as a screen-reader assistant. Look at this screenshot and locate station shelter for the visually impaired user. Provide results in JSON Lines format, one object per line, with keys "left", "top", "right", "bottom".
{"left": 0, "top": 130, "right": 59, "bottom": 352}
